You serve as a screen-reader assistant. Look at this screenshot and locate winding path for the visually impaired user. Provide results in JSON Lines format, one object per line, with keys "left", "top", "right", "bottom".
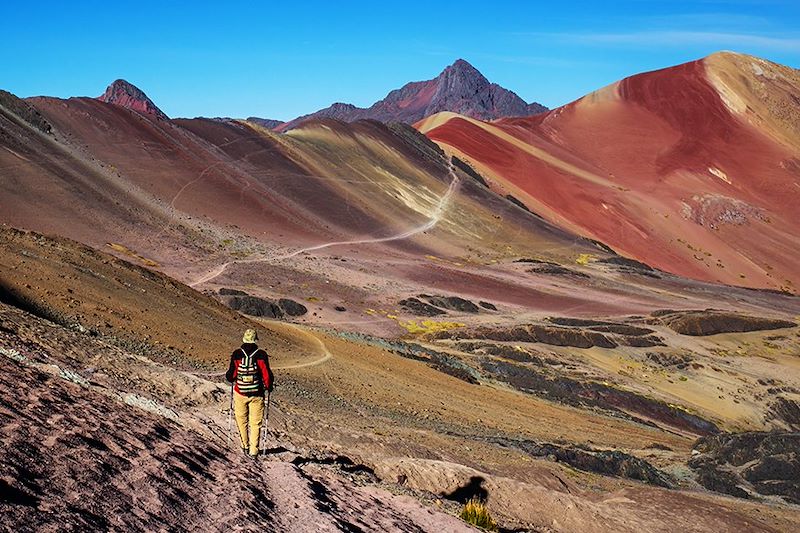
{"left": 183, "top": 322, "right": 333, "bottom": 378}
{"left": 189, "top": 164, "right": 460, "bottom": 288}
{"left": 270, "top": 323, "right": 333, "bottom": 370}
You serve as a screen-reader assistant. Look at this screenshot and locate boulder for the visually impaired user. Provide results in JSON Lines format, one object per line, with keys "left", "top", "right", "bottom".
{"left": 399, "top": 298, "right": 446, "bottom": 317}
{"left": 278, "top": 299, "right": 308, "bottom": 316}
{"left": 419, "top": 295, "right": 480, "bottom": 314}
{"left": 218, "top": 288, "right": 248, "bottom": 296}
{"left": 226, "top": 296, "right": 282, "bottom": 318}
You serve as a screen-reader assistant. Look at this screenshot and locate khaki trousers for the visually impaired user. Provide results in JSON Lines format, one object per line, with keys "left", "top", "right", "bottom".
{"left": 234, "top": 392, "right": 265, "bottom": 455}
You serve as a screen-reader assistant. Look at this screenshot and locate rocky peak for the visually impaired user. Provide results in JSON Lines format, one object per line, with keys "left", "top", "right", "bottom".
{"left": 435, "top": 59, "right": 491, "bottom": 96}
{"left": 277, "top": 59, "right": 548, "bottom": 131}
{"left": 97, "top": 79, "right": 168, "bottom": 120}
{"left": 441, "top": 59, "right": 487, "bottom": 82}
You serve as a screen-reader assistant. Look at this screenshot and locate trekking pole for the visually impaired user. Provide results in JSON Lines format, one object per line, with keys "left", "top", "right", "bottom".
{"left": 260, "top": 390, "right": 271, "bottom": 453}
{"left": 228, "top": 383, "right": 233, "bottom": 447}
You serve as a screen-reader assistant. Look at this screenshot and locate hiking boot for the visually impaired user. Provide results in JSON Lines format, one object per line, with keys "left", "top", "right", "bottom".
{"left": 241, "top": 447, "right": 248, "bottom": 456}
{"left": 248, "top": 453, "right": 259, "bottom": 461}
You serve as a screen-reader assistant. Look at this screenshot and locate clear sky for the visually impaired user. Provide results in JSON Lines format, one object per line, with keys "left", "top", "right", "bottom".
{"left": 1, "top": 1, "right": 798, "bottom": 120}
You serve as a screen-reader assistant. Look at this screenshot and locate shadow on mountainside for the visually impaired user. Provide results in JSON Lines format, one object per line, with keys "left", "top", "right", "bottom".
{"left": 445, "top": 476, "right": 489, "bottom": 504}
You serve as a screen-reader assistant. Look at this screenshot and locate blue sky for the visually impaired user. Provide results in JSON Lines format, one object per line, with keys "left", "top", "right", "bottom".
{"left": 1, "top": 1, "right": 798, "bottom": 120}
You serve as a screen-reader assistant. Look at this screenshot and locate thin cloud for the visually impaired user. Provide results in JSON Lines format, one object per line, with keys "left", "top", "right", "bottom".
{"left": 474, "top": 53, "right": 600, "bottom": 68}
{"left": 641, "top": 13, "right": 773, "bottom": 30}
{"left": 517, "top": 31, "right": 800, "bottom": 51}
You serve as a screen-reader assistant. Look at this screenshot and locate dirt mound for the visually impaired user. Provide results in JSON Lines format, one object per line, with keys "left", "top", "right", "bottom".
{"left": 653, "top": 310, "right": 796, "bottom": 336}
{"left": 0, "top": 227, "right": 296, "bottom": 366}
{"left": 690, "top": 432, "right": 800, "bottom": 504}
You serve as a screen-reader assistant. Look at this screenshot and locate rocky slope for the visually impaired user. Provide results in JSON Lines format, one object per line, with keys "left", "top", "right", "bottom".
{"left": 97, "top": 79, "right": 168, "bottom": 120}
{"left": 277, "top": 59, "right": 547, "bottom": 131}
{"left": 0, "top": 301, "right": 473, "bottom": 532}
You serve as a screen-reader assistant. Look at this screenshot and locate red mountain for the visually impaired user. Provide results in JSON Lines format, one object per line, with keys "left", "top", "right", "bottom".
{"left": 97, "top": 79, "right": 168, "bottom": 120}
{"left": 276, "top": 59, "right": 547, "bottom": 131}
{"left": 419, "top": 52, "right": 800, "bottom": 293}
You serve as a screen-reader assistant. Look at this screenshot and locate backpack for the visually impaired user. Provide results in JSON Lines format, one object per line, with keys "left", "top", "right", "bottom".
{"left": 236, "top": 348, "right": 262, "bottom": 394}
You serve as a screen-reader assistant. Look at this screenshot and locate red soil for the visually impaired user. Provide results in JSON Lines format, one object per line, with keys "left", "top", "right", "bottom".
{"left": 423, "top": 54, "right": 800, "bottom": 292}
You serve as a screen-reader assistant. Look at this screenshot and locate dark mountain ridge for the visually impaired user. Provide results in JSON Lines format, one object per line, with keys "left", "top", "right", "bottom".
{"left": 275, "top": 59, "right": 547, "bottom": 131}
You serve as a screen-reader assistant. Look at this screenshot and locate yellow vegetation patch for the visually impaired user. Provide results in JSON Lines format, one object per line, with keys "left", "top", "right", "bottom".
{"left": 106, "top": 243, "right": 159, "bottom": 267}
{"left": 460, "top": 498, "right": 498, "bottom": 531}
{"left": 399, "top": 319, "right": 465, "bottom": 335}
{"left": 575, "top": 253, "right": 595, "bottom": 265}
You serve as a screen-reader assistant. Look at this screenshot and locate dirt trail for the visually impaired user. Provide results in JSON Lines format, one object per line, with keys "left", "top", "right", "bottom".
{"left": 189, "top": 163, "right": 460, "bottom": 288}
{"left": 262, "top": 321, "right": 333, "bottom": 370}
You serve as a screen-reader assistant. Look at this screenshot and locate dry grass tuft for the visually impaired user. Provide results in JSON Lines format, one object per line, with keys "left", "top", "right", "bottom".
{"left": 459, "top": 498, "right": 498, "bottom": 531}
{"left": 399, "top": 319, "right": 465, "bottom": 335}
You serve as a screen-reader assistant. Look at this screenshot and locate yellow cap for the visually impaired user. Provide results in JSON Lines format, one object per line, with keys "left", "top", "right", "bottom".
{"left": 242, "top": 329, "right": 258, "bottom": 343}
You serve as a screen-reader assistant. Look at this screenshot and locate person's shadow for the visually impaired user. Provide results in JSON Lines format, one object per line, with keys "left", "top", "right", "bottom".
{"left": 260, "top": 445, "right": 290, "bottom": 455}
{"left": 445, "top": 476, "right": 489, "bottom": 503}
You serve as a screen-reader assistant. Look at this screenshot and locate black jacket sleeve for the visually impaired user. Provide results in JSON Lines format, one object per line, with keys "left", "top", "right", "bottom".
{"left": 265, "top": 352, "right": 274, "bottom": 392}
{"left": 256, "top": 349, "right": 274, "bottom": 392}
{"left": 225, "top": 352, "right": 237, "bottom": 383}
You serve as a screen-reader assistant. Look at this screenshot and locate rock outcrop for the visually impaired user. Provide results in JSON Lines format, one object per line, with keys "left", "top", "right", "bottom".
{"left": 652, "top": 310, "right": 795, "bottom": 336}
{"left": 97, "top": 79, "right": 168, "bottom": 120}
{"left": 219, "top": 289, "right": 307, "bottom": 319}
{"left": 435, "top": 323, "right": 618, "bottom": 349}
{"left": 690, "top": 432, "right": 800, "bottom": 504}
{"left": 400, "top": 295, "right": 488, "bottom": 316}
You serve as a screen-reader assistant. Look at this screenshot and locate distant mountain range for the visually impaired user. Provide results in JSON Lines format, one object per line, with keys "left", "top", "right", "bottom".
{"left": 92, "top": 60, "right": 547, "bottom": 131}
{"left": 18, "top": 52, "right": 799, "bottom": 293}
{"left": 266, "top": 59, "right": 547, "bottom": 131}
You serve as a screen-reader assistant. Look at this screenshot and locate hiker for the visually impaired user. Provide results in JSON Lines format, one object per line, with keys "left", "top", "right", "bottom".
{"left": 225, "top": 328, "right": 274, "bottom": 459}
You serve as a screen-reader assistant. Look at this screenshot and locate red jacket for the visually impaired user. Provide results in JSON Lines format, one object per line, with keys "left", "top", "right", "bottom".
{"left": 225, "top": 343, "right": 273, "bottom": 396}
